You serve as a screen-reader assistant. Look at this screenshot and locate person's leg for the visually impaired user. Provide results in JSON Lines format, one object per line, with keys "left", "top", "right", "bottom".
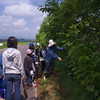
{"left": 0, "top": 89, "right": 4, "bottom": 98}
{"left": 27, "top": 71, "right": 33, "bottom": 88}
{"left": 44, "top": 62, "right": 50, "bottom": 73}
{"left": 41, "top": 61, "right": 45, "bottom": 72}
{"left": 44, "top": 62, "right": 50, "bottom": 79}
{"left": 13, "top": 74, "right": 21, "bottom": 100}
{"left": 25, "top": 71, "right": 28, "bottom": 83}
{"left": 50, "top": 62, "right": 55, "bottom": 78}
{"left": 0, "top": 76, "right": 3, "bottom": 83}
{"left": 28, "top": 71, "right": 32, "bottom": 83}
{"left": 35, "top": 62, "right": 39, "bottom": 78}
{"left": 6, "top": 74, "right": 13, "bottom": 100}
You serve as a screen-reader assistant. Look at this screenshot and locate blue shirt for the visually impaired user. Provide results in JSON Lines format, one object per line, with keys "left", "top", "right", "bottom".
{"left": 46, "top": 45, "right": 65, "bottom": 63}
{"left": 0, "top": 53, "right": 3, "bottom": 76}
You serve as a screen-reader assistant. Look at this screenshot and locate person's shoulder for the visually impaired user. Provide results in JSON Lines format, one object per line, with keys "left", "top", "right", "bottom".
{"left": 24, "top": 56, "right": 30, "bottom": 60}
{"left": 14, "top": 49, "right": 21, "bottom": 54}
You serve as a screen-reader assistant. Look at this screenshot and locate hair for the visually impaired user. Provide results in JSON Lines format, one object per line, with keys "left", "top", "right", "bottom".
{"left": 29, "top": 45, "right": 35, "bottom": 50}
{"left": 42, "top": 44, "right": 46, "bottom": 47}
{"left": 7, "top": 36, "right": 18, "bottom": 49}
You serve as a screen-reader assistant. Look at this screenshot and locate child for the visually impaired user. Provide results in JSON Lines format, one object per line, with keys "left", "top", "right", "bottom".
{"left": 24, "top": 49, "right": 34, "bottom": 89}
{"left": 29, "top": 43, "right": 36, "bottom": 86}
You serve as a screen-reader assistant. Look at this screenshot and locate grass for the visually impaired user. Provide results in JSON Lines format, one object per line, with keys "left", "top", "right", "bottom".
{"left": 37, "top": 67, "right": 93, "bottom": 100}
{"left": 0, "top": 42, "right": 30, "bottom": 49}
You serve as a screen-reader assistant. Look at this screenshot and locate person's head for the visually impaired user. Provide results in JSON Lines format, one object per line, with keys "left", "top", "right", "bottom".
{"left": 26, "top": 49, "right": 33, "bottom": 57}
{"left": 29, "top": 43, "right": 35, "bottom": 51}
{"left": 42, "top": 44, "right": 46, "bottom": 50}
{"left": 35, "top": 43, "right": 40, "bottom": 49}
{"left": 48, "top": 39, "right": 56, "bottom": 48}
{"left": 7, "top": 36, "right": 18, "bottom": 49}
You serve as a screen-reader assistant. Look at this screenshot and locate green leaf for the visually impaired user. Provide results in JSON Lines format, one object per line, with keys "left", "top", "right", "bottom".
{"left": 94, "top": 90, "right": 99, "bottom": 97}
{"left": 91, "top": 71, "right": 100, "bottom": 82}
{"left": 81, "top": 77, "right": 90, "bottom": 86}
{"left": 71, "top": 67, "right": 76, "bottom": 71}
{"left": 98, "top": 96, "right": 100, "bottom": 100}
{"left": 74, "top": 70, "right": 81, "bottom": 75}
{"left": 77, "top": 73, "right": 82, "bottom": 80}
{"left": 86, "top": 85, "right": 95, "bottom": 92}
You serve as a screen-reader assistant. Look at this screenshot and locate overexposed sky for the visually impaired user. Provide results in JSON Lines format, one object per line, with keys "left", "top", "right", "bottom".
{"left": 0, "top": 0, "right": 47, "bottom": 39}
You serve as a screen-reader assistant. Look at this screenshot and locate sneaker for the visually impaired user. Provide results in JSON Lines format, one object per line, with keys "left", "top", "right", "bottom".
{"left": 43, "top": 72, "right": 47, "bottom": 80}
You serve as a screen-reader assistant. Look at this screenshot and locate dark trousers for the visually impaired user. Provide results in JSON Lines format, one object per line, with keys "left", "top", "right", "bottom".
{"left": 41, "top": 61, "right": 46, "bottom": 71}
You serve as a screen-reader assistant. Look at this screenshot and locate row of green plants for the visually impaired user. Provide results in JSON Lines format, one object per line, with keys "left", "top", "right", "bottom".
{"left": 0, "top": 42, "right": 30, "bottom": 49}
{"left": 36, "top": 0, "right": 100, "bottom": 99}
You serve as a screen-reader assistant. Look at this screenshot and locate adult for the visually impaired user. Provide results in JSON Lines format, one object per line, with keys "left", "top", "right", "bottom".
{"left": 2, "top": 36, "right": 24, "bottom": 100}
{"left": 43, "top": 39, "right": 66, "bottom": 79}
{"left": 0, "top": 43, "right": 6, "bottom": 100}
{"left": 40, "top": 44, "right": 46, "bottom": 72}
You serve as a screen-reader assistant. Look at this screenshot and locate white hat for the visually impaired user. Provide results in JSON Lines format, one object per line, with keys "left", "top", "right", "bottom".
{"left": 0, "top": 43, "right": 3, "bottom": 46}
{"left": 48, "top": 39, "right": 56, "bottom": 47}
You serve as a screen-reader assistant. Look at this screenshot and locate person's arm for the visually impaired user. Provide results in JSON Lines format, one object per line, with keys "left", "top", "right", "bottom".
{"left": 48, "top": 49, "right": 59, "bottom": 59}
{"left": 2, "top": 53, "right": 6, "bottom": 77}
{"left": 0, "top": 53, "right": 2, "bottom": 67}
{"left": 40, "top": 49, "right": 43, "bottom": 57}
{"left": 48, "top": 50, "right": 62, "bottom": 61}
{"left": 56, "top": 45, "right": 66, "bottom": 51}
{"left": 17, "top": 52, "right": 24, "bottom": 80}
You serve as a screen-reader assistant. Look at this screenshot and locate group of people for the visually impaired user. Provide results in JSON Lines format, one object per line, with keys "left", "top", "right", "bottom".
{"left": 0, "top": 36, "right": 66, "bottom": 100}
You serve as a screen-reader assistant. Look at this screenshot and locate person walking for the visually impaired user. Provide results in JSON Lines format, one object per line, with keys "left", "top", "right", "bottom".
{"left": 2, "top": 36, "right": 24, "bottom": 100}
{"left": 43, "top": 39, "right": 66, "bottom": 79}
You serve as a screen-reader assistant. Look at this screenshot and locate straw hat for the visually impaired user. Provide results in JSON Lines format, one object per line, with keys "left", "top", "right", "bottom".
{"left": 48, "top": 39, "right": 56, "bottom": 47}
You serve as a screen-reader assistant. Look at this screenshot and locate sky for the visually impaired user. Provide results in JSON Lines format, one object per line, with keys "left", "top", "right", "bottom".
{"left": 0, "top": 0, "right": 47, "bottom": 40}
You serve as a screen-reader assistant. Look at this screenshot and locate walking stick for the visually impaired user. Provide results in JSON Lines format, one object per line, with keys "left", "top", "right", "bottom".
{"left": 22, "top": 80, "right": 28, "bottom": 99}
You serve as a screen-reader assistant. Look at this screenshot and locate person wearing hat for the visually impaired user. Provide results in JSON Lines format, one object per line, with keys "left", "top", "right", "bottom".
{"left": 43, "top": 39, "right": 66, "bottom": 79}
{"left": 24, "top": 49, "right": 36, "bottom": 89}
{"left": 29, "top": 43, "right": 36, "bottom": 65}
{"left": 29, "top": 43, "right": 36, "bottom": 86}
{"left": 35, "top": 43, "right": 40, "bottom": 61}
{"left": 34, "top": 43, "right": 40, "bottom": 78}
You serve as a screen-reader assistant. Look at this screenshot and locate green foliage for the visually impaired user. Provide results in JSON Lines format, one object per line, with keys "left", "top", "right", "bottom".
{"left": 36, "top": 0, "right": 100, "bottom": 99}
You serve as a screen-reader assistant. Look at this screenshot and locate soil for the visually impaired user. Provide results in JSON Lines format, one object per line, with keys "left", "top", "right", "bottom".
{"left": 35, "top": 71, "right": 60, "bottom": 100}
